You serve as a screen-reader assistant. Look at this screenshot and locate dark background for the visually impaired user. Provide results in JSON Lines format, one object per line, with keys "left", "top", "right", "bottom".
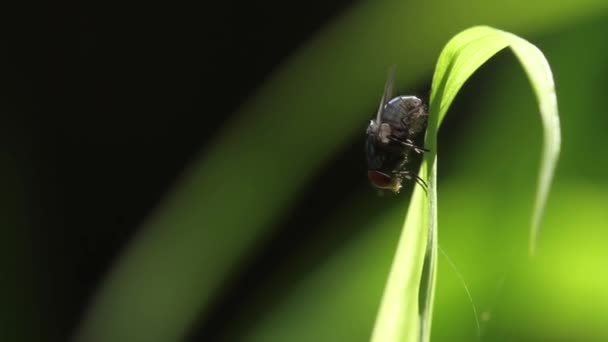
{"left": 3, "top": 1, "right": 379, "bottom": 340}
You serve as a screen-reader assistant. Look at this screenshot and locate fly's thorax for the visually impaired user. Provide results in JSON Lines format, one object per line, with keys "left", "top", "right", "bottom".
{"left": 365, "top": 132, "right": 410, "bottom": 174}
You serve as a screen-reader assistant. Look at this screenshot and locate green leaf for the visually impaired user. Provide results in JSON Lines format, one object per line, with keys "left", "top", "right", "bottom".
{"left": 370, "top": 26, "right": 560, "bottom": 342}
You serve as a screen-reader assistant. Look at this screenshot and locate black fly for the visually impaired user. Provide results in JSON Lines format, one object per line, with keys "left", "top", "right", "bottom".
{"left": 365, "top": 67, "right": 429, "bottom": 193}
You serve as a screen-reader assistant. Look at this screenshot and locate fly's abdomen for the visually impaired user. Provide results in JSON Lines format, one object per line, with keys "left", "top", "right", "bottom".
{"left": 382, "top": 96, "right": 428, "bottom": 140}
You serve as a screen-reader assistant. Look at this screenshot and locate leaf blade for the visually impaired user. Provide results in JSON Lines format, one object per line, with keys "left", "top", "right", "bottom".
{"left": 371, "top": 25, "right": 560, "bottom": 342}
{"left": 500, "top": 31, "right": 561, "bottom": 255}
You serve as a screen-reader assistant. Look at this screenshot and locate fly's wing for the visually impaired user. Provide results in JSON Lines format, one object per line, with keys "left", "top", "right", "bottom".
{"left": 375, "top": 65, "right": 396, "bottom": 123}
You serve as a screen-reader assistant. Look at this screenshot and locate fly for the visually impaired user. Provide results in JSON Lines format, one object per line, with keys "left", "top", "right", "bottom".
{"left": 365, "top": 67, "right": 429, "bottom": 193}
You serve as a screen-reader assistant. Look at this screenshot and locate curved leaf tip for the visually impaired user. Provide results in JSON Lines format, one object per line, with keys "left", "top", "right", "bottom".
{"left": 371, "top": 25, "right": 560, "bottom": 342}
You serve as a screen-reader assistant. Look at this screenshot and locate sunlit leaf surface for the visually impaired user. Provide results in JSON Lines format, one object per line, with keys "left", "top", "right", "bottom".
{"left": 371, "top": 26, "right": 560, "bottom": 342}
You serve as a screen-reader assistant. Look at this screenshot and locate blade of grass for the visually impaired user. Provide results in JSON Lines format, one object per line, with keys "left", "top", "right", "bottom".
{"left": 371, "top": 26, "right": 560, "bottom": 342}
{"left": 500, "top": 32, "right": 561, "bottom": 255}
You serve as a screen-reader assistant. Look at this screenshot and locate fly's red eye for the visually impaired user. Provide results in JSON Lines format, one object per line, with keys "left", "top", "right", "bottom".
{"left": 368, "top": 170, "right": 393, "bottom": 189}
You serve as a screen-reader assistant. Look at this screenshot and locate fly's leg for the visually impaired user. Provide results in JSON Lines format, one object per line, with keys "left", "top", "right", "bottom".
{"left": 393, "top": 156, "right": 428, "bottom": 194}
{"left": 388, "top": 136, "right": 429, "bottom": 154}
{"left": 398, "top": 170, "right": 428, "bottom": 194}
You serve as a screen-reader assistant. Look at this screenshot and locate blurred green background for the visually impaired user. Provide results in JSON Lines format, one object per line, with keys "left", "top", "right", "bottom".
{"left": 3, "top": 0, "right": 608, "bottom": 341}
